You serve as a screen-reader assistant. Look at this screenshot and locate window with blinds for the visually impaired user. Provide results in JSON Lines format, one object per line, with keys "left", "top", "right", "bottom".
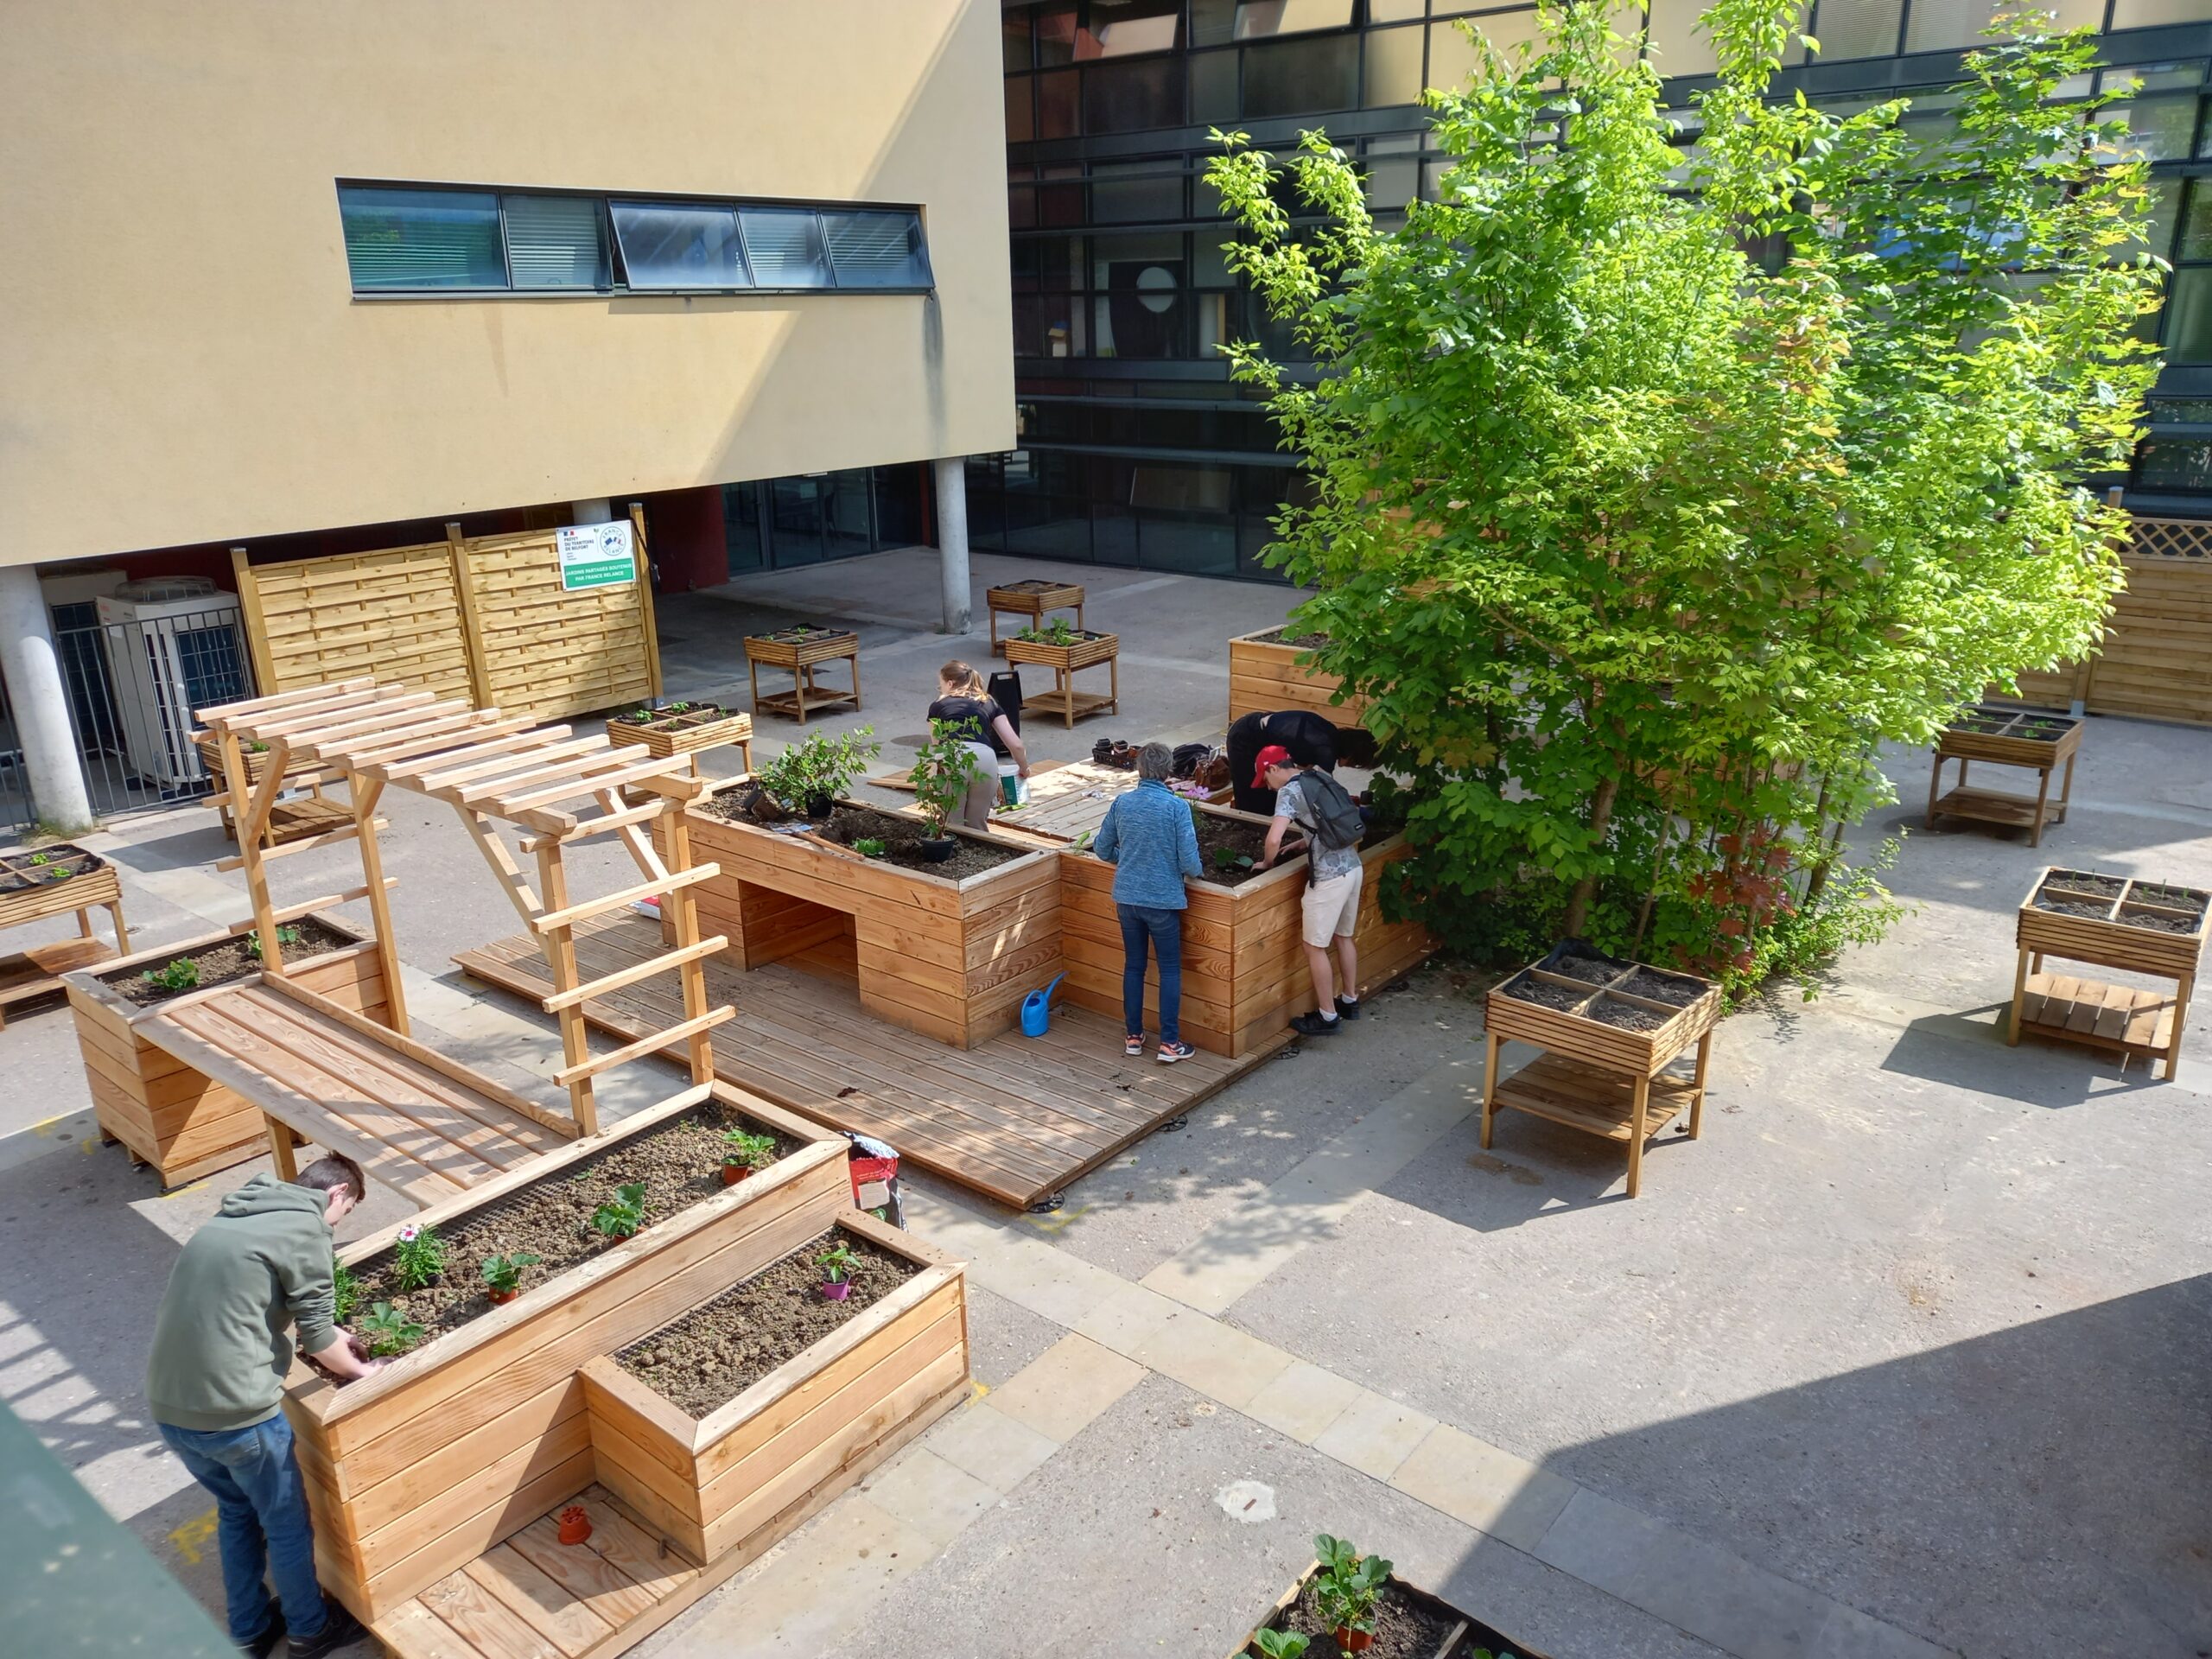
{"left": 338, "top": 183, "right": 931, "bottom": 296}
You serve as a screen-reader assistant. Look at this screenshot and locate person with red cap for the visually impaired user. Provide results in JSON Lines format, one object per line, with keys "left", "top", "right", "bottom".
{"left": 1256, "top": 746, "right": 1369, "bottom": 1037}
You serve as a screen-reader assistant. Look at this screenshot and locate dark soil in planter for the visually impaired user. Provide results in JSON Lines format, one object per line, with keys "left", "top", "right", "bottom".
{"left": 818, "top": 804, "right": 1023, "bottom": 879}
{"left": 700, "top": 785, "right": 790, "bottom": 826}
{"left": 619, "top": 702, "right": 739, "bottom": 732}
{"left": 2132, "top": 883, "right": 2209, "bottom": 917}
{"left": 350, "top": 1099, "right": 799, "bottom": 1346}
{"left": 1266, "top": 1579, "right": 1459, "bottom": 1659}
{"left": 2018, "top": 719, "right": 2076, "bottom": 740}
{"left": 1254, "top": 627, "right": 1332, "bottom": 650}
{"left": 106, "top": 917, "right": 357, "bottom": 1007}
{"left": 2118, "top": 906, "right": 2201, "bottom": 935}
{"left": 995, "top": 579, "right": 1069, "bottom": 595}
{"left": 1619, "top": 967, "right": 1706, "bottom": 1007}
{"left": 2044, "top": 871, "right": 2123, "bottom": 897}
{"left": 2034, "top": 895, "right": 2116, "bottom": 919}
{"left": 1586, "top": 994, "right": 1666, "bottom": 1031}
{"left": 1192, "top": 813, "right": 1275, "bottom": 887}
{"left": 1549, "top": 947, "right": 1629, "bottom": 985}
{"left": 1499, "top": 973, "right": 1589, "bottom": 1012}
{"left": 1, "top": 846, "right": 105, "bottom": 892}
{"left": 757, "top": 624, "right": 848, "bottom": 644}
{"left": 614, "top": 1229, "right": 919, "bottom": 1417}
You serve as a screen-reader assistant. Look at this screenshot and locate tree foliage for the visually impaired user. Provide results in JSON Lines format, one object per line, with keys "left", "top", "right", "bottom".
{"left": 1207, "top": 0, "right": 2163, "bottom": 988}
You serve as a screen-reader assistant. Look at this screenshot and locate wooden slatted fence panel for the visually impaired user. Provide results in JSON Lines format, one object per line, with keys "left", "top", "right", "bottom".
{"left": 456, "top": 529, "right": 657, "bottom": 722}
{"left": 235, "top": 544, "right": 475, "bottom": 704}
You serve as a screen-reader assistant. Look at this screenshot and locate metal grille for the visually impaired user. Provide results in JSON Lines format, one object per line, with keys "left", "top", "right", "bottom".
{"left": 0, "top": 605, "right": 257, "bottom": 836}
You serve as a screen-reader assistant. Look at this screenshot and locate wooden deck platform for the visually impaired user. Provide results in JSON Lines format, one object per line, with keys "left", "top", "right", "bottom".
{"left": 456, "top": 913, "right": 1284, "bottom": 1209}
{"left": 133, "top": 976, "right": 574, "bottom": 1206}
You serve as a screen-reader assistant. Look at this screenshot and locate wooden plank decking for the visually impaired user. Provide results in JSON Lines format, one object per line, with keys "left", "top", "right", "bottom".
{"left": 134, "top": 979, "right": 570, "bottom": 1206}
{"left": 456, "top": 912, "right": 1285, "bottom": 1209}
{"left": 867, "top": 756, "right": 1140, "bottom": 845}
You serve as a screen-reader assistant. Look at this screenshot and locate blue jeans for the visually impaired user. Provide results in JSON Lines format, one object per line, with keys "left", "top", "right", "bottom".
{"left": 159, "top": 1414, "right": 332, "bottom": 1646}
{"left": 1116, "top": 903, "right": 1182, "bottom": 1045}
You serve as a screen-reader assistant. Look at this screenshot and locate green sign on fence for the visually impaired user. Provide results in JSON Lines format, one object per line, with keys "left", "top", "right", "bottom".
{"left": 557, "top": 521, "right": 637, "bottom": 591}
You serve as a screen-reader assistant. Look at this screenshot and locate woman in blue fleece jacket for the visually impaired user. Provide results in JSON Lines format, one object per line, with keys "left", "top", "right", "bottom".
{"left": 1090, "top": 742, "right": 1203, "bottom": 1062}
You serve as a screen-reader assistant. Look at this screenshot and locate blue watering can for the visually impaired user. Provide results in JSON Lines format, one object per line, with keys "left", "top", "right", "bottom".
{"left": 1020, "top": 972, "right": 1066, "bottom": 1038}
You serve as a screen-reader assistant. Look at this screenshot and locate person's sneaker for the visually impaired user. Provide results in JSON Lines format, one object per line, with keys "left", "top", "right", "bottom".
{"left": 1125, "top": 1033, "right": 1147, "bottom": 1057}
{"left": 1335, "top": 995, "right": 1362, "bottom": 1020}
{"left": 1155, "top": 1039, "right": 1196, "bottom": 1064}
{"left": 238, "top": 1610, "right": 285, "bottom": 1659}
{"left": 1290, "top": 1012, "right": 1341, "bottom": 1038}
{"left": 289, "top": 1606, "right": 364, "bottom": 1658}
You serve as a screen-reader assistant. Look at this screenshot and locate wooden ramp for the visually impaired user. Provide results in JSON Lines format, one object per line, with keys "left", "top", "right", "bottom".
{"left": 456, "top": 913, "right": 1284, "bottom": 1209}
{"left": 135, "top": 976, "right": 573, "bottom": 1207}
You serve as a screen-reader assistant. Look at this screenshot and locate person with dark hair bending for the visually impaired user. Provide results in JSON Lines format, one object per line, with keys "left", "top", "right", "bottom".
{"left": 928, "top": 660, "right": 1028, "bottom": 830}
{"left": 1226, "top": 708, "right": 1342, "bottom": 816}
{"left": 147, "top": 1154, "right": 380, "bottom": 1658}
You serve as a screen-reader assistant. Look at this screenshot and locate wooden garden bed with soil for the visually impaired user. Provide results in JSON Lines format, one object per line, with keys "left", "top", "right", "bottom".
{"left": 1003, "top": 627, "right": 1119, "bottom": 726}
{"left": 2009, "top": 865, "right": 2206, "bottom": 1077}
{"left": 1228, "top": 626, "right": 1370, "bottom": 731}
{"left": 282, "top": 1083, "right": 848, "bottom": 1625}
{"left": 677, "top": 786, "right": 1064, "bottom": 1049}
{"left": 744, "top": 626, "right": 861, "bottom": 723}
{"left": 1233, "top": 1558, "right": 1551, "bottom": 1659}
{"left": 579, "top": 1210, "right": 968, "bottom": 1563}
{"left": 0, "top": 843, "right": 128, "bottom": 1027}
{"left": 986, "top": 578, "right": 1084, "bottom": 655}
{"left": 1482, "top": 943, "right": 1721, "bottom": 1198}
{"left": 1926, "top": 703, "right": 2082, "bottom": 846}
{"left": 65, "top": 912, "right": 387, "bottom": 1187}
{"left": 1058, "top": 804, "right": 1435, "bottom": 1058}
{"left": 605, "top": 700, "right": 754, "bottom": 769}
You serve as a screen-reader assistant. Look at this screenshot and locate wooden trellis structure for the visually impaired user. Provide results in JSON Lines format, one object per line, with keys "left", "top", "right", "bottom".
{"left": 188, "top": 677, "right": 728, "bottom": 1180}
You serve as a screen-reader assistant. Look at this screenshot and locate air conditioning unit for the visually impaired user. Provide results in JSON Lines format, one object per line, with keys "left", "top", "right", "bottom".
{"left": 95, "top": 579, "right": 251, "bottom": 791}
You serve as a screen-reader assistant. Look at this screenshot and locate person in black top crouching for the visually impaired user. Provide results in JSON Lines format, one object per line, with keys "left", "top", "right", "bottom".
{"left": 927, "top": 661, "right": 1029, "bottom": 830}
{"left": 1227, "top": 709, "right": 1344, "bottom": 816}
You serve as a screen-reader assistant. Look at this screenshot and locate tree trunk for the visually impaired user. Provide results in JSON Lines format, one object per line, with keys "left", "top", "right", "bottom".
{"left": 1561, "top": 772, "right": 1620, "bottom": 938}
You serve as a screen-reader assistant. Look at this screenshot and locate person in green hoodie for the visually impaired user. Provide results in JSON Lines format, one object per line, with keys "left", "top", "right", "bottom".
{"left": 148, "top": 1156, "right": 381, "bottom": 1657}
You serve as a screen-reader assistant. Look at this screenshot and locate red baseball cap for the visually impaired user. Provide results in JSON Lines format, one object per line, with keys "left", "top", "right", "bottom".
{"left": 1252, "top": 744, "right": 1294, "bottom": 787}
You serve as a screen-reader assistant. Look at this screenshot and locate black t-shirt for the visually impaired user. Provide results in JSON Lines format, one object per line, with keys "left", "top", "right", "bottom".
{"left": 928, "top": 696, "right": 1005, "bottom": 754}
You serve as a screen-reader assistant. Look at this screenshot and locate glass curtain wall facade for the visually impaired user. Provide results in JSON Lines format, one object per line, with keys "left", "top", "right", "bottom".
{"left": 984, "top": 0, "right": 2212, "bottom": 581}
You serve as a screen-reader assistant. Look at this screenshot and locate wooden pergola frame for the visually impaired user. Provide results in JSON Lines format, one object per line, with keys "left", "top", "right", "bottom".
{"left": 195, "top": 677, "right": 732, "bottom": 1135}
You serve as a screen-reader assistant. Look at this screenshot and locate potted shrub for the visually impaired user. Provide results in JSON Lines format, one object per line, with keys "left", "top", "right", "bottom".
{"left": 756, "top": 725, "right": 881, "bottom": 818}
{"left": 1314, "top": 1534, "right": 1390, "bottom": 1652}
{"left": 817, "top": 1241, "right": 857, "bottom": 1300}
{"left": 478, "top": 1251, "right": 541, "bottom": 1306}
{"left": 908, "top": 718, "right": 985, "bottom": 861}
{"left": 721, "top": 1128, "right": 778, "bottom": 1186}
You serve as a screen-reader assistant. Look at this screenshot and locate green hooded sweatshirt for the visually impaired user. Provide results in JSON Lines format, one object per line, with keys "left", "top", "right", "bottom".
{"left": 146, "top": 1173, "right": 338, "bottom": 1433}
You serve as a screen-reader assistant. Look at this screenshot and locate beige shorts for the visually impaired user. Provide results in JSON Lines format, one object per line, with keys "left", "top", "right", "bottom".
{"left": 1300, "top": 865, "right": 1363, "bottom": 947}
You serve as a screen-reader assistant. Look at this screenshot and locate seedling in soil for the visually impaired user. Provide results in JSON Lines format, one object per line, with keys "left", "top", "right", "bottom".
{"left": 28, "top": 852, "right": 50, "bottom": 867}
{"left": 244, "top": 925, "right": 303, "bottom": 960}
{"left": 817, "top": 1243, "right": 857, "bottom": 1300}
{"left": 142, "top": 957, "right": 200, "bottom": 992}
{"left": 358, "top": 1301, "right": 425, "bottom": 1357}
{"left": 853, "top": 837, "right": 887, "bottom": 858}
{"left": 245, "top": 741, "right": 270, "bottom": 753}
{"left": 1313, "top": 1533, "right": 1390, "bottom": 1640}
{"left": 1017, "top": 618, "right": 1080, "bottom": 647}
{"left": 1252, "top": 1631, "right": 1309, "bottom": 1659}
{"left": 393, "top": 1223, "right": 447, "bottom": 1291}
{"left": 479, "top": 1252, "right": 542, "bottom": 1298}
{"left": 721, "top": 1129, "right": 778, "bottom": 1171}
{"left": 591, "top": 1183, "right": 649, "bottom": 1240}
{"left": 1213, "top": 845, "right": 1254, "bottom": 872}
{"left": 332, "top": 1257, "right": 359, "bottom": 1322}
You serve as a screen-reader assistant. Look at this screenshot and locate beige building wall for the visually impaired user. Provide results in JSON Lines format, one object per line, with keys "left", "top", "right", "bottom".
{"left": 1, "top": 0, "right": 1014, "bottom": 565}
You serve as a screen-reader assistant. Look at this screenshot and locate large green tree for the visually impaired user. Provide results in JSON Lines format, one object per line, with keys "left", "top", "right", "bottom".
{"left": 1210, "top": 0, "right": 2163, "bottom": 986}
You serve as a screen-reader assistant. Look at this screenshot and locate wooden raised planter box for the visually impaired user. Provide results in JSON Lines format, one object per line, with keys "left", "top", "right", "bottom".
{"left": 66, "top": 913, "right": 388, "bottom": 1188}
{"left": 0, "top": 843, "right": 127, "bottom": 1028}
{"left": 1482, "top": 944, "right": 1722, "bottom": 1198}
{"left": 282, "top": 1085, "right": 849, "bottom": 1626}
{"left": 1228, "top": 627, "right": 1370, "bottom": 731}
{"left": 193, "top": 730, "right": 352, "bottom": 846}
{"left": 1003, "top": 628, "right": 1119, "bottom": 727}
{"left": 677, "top": 792, "right": 1064, "bottom": 1049}
{"left": 578, "top": 1210, "right": 969, "bottom": 1564}
{"left": 1232, "top": 1558, "right": 1553, "bottom": 1658}
{"left": 1058, "top": 804, "right": 1436, "bottom": 1058}
{"left": 605, "top": 701, "right": 754, "bottom": 772}
{"left": 744, "top": 626, "right": 861, "bottom": 724}
{"left": 2009, "top": 866, "right": 2205, "bottom": 1078}
{"left": 1925, "top": 703, "right": 2082, "bottom": 847}
{"left": 985, "top": 578, "right": 1084, "bottom": 656}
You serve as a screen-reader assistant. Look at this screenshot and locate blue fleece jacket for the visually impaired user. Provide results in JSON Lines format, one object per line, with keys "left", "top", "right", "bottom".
{"left": 1091, "top": 779, "right": 1203, "bottom": 910}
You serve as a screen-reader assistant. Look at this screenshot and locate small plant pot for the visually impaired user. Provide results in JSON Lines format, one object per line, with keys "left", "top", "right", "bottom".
{"left": 1333, "top": 1628, "right": 1374, "bottom": 1653}
{"left": 918, "top": 836, "right": 957, "bottom": 863}
{"left": 721, "top": 1163, "right": 757, "bottom": 1186}
{"left": 820, "top": 1280, "right": 853, "bottom": 1301}
{"left": 556, "top": 1505, "right": 593, "bottom": 1546}
{"left": 486, "top": 1287, "right": 518, "bottom": 1306}
{"left": 805, "top": 792, "right": 834, "bottom": 820}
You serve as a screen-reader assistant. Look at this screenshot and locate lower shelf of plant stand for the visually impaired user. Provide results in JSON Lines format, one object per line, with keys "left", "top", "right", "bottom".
{"left": 1491, "top": 1052, "right": 1697, "bottom": 1142}
{"left": 1931, "top": 785, "right": 2064, "bottom": 832}
{"left": 0, "top": 935, "right": 116, "bottom": 1025}
{"left": 1023, "top": 685, "right": 1119, "bottom": 725}
{"left": 2014, "top": 972, "right": 2176, "bottom": 1064}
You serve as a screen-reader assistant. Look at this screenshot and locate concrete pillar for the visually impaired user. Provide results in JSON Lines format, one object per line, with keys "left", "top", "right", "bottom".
{"left": 932, "top": 456, "right": 971, "bottom": 636}
{"left": 0, "top": 563, "right": 95, "bottom": 834}
{"left": 570, "top": 498, "right": 613, "bottom": 524}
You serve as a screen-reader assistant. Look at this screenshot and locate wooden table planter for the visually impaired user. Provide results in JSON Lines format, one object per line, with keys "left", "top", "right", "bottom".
{"left": 1232, "top": 1558, "right": 1552, "bottom": 1659}
{"left": 0, "top": 844, "right": 128, "bottom": 1027}
{"left": 1228, "top": 627, "right": 1370, "bottom": 730}
{"left": 1925, "top": 703, "right": 2083, "bottom": 847}
{"left": 66, "top": 913, "right": 387, "bottom": 1188}
{"left": 282, "top": 1085, "right": 849, "bottom": 1628}
{"left": 985, "top": 579, "right": 1085, "bottom": 656}
{"left": 2009, "top": 866, "right": 2205, "bottom": 1078}
{"left": 1058, "top": 805, "right": 1436, "bottom": 1058}
{"left": 194, "top": 731, "right": 352, "bottom": 846}
{"left": 1482, "top": 944, "right": 1721, "bottom": 1198}
{"left": 744, "top": 627, "right": 861, "bottom": 724}
{"left": 1003, "top": 628, "right": 1119, "bottom": 727}
{"left": 578, "top": 1210, "right": 968, "bottom": 1564}
{"left": 677, "top": 792, "right": 1064, "bottom": 1049}
{"left": 605, "top": 701, "right": 754, "bottom": 773}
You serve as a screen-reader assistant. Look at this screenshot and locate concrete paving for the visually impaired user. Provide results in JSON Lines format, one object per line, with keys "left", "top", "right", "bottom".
{"left": 1, "top": 548, "right": 2207, "bottom": 1658}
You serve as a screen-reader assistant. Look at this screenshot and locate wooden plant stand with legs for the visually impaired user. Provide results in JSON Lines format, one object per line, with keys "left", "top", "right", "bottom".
{"left": 0, "top": 845, "right": 128, "bottom": 1027}
{"left": 985, "top": 580, "right": 1084, "bottom": 657}
{"left": 2009, "top": 866, "right": 2205, "bottom": 1080}
{"left": 745, "top": 629, "right": 861, "bottom": 724}
{"left": 1480, "top": 946, "right": 1722, "bottom": 1198}
{"left": 1926, "top": 705, "right": 2083, "bottom": 848}
{"left": 1003, "top": 629, "right": 1119, "bottom": 728}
